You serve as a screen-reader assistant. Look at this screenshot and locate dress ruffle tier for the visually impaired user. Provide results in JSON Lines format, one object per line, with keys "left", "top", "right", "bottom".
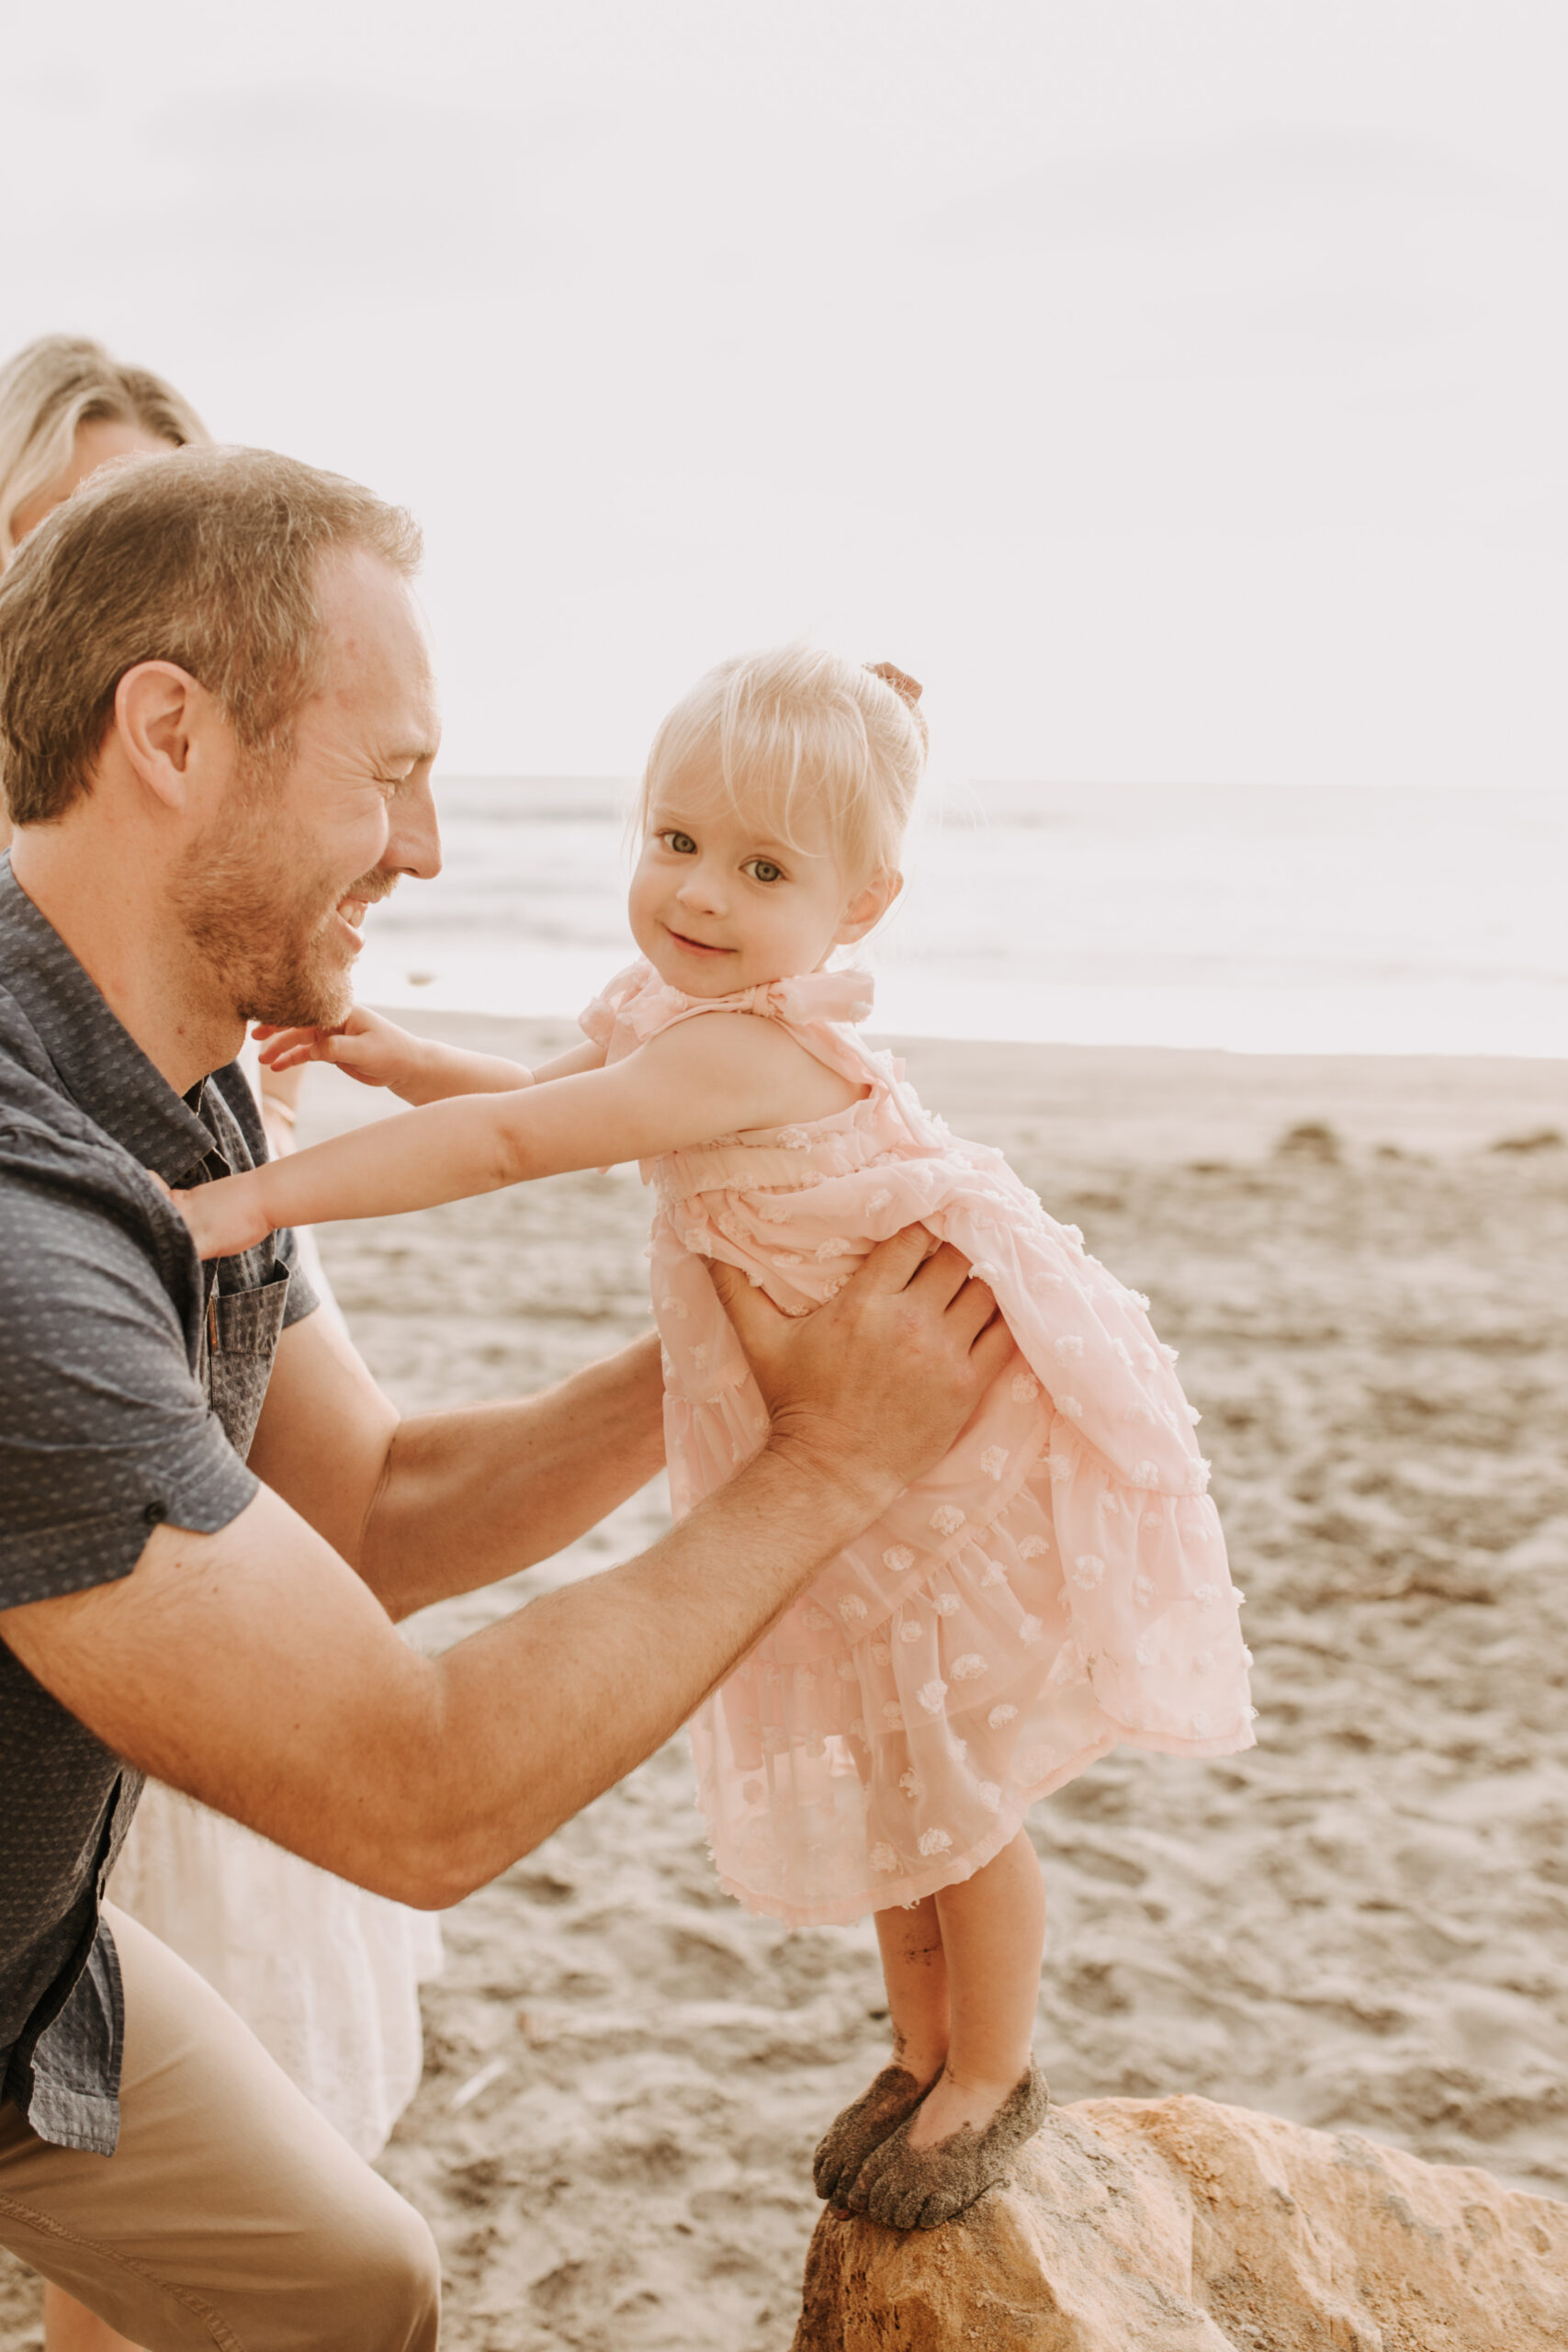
{"left": 582, "top": 960, "right": 1256, "bottom": 1926}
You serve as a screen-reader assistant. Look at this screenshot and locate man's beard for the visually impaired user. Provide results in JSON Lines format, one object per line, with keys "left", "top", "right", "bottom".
{"left": 170, "top": 787, "right": 389, "bottom": 1034}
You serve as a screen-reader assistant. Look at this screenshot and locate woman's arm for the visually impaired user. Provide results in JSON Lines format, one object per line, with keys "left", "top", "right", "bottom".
{"left": 171, "top": 1012, "right": 847, "bottom": 1261}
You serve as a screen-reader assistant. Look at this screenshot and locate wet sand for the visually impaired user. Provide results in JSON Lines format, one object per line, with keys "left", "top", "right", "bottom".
{"left": 4, "top": 1022, "right": 1565, "bottom": 2347}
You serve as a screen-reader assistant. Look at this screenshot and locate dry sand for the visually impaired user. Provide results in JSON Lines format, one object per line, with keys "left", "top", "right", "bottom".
{"left": 4, "top": 1018, "right": 1566, "bottom": 2348}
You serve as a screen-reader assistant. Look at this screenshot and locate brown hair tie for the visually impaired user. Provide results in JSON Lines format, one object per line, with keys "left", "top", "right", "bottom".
{"left": 865, "top": 660, "right": 922, "bottom": 707}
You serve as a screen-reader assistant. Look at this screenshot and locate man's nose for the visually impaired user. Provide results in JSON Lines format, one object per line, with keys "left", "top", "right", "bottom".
{"left": 385, "top": 769, "right": 442, "bottom": 881}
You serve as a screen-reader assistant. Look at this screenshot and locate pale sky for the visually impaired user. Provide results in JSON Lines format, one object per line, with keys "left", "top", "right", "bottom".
{"left": 6, "top": 2, "right": 1566, "bottom": 786}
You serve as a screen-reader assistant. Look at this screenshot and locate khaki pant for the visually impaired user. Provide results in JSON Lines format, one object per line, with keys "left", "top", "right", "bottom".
{"left": 0, "top": 1907, "right": 439, "bottom": 2350}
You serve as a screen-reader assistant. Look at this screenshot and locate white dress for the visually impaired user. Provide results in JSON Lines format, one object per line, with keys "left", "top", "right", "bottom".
{"left": 108, "top": 1795, "right": 442, "bottom": 2158}
{"left": 107, "top": 1045, "right": 442, "bottom": 2159}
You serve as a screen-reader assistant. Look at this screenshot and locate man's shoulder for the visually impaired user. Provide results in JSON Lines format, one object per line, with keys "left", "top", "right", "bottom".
{"left": 0, "top": 997, "right": 184, "bottom": 1311}
{"left": 0, "top": 973, "right": 69, "bottom": 1106}
{"left": 0, "top": 988, "right": 140, "bottom": 1188}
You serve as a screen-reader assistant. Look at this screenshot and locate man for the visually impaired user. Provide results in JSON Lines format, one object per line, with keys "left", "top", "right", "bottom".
{"left": 0, "top": 446, "right": 1008, "bottom": 2348}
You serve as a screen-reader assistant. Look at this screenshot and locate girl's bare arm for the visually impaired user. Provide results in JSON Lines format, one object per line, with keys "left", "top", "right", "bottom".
{"left": 172, "top": 1013, "right": 853, "bottom": 1260}
{"left": 254, "top": 1006, "right": 606, "bottom": 1105}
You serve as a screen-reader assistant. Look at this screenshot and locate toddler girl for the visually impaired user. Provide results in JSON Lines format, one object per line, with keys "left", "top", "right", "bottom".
{"left": 174, "top": 648, "right": 1256, "bottom": 2230}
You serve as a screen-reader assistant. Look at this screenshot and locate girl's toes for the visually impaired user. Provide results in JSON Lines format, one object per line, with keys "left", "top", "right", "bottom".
{"left": 849, "top": 2061, "right": 1051, "bottom": 2233}
{"left": 837, "top": 2161, "right": 874, "bottom": 2215}
{"left": 812, "top": 2064, "right": 934, "bottom": 2202}
{"left": 845, "top": 2115, "right": 910, "bottom": 2222}
{"left": 839, "top": 2134, "right": 891, "bottom": 2215}
{"left": 867, "top": 2172, "right": 921, "bottom": 2233}
{"left": 910, "top": 2181, "right": 962, "bottom": 2232}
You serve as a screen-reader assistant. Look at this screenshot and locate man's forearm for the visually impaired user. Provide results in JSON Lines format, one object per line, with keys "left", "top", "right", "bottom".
{"left": 398, "top": 1439, "right": 883, "bottom": 1903}
{"left": 1, "top": 1431, "right": 891, "bottom": 1916}
{"left": 5, "top": 1227, "right": 1011, "bottom": 1911}
{"left": 360, "top": 1333, "right": 668, "bottom": 1617}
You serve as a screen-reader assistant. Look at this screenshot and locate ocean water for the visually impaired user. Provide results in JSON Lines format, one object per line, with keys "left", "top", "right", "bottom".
{"left": 353, "top": 782, "right": 1568, "bottom": 1058}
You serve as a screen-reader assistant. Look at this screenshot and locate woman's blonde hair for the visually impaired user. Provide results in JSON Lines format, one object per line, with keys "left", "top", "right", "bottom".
{"left": 0, "top": 334, "right": 209, "bottom": 565}
{"left": 636, "top": 644, "right": 928, "bottom": 883}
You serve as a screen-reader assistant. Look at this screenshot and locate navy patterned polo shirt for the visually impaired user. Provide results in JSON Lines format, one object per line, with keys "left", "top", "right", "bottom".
{"left": 0, "top": 855, "right": 316, "bottom": 2154}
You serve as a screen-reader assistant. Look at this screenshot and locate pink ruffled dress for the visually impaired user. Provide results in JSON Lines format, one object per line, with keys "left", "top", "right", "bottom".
{"left": 581, "top": 959, "right": 1257, "bottom": 1928}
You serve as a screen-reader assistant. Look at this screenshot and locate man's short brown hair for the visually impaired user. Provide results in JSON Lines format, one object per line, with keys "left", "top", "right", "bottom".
{"left": 0, "top": 444, "right": 423, "bottom": 826}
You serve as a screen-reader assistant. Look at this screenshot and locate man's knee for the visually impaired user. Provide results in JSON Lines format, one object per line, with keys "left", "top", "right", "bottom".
{"left": 327, "top": 2186, "right": 441, "bottom": 2352}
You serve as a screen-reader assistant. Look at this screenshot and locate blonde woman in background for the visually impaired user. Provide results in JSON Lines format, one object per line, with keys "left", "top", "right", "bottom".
{"left": 0, "top": 336, "right": 442, "bottom": 2352}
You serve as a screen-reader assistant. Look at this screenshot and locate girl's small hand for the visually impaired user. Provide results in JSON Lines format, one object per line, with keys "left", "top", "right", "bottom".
{"left": 164, "top": 1171, "right": 276, "bottom": 1262}
{"left": 254, "top": 1006, "right": 429, "bottom": 1096}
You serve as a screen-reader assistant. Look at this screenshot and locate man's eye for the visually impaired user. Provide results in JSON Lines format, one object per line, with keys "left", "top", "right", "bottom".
{"left": 660, "top": 831, "right": 698, "bottom": 855}
{"left": 743, "top": 858, "right": 784, "bottom": 884}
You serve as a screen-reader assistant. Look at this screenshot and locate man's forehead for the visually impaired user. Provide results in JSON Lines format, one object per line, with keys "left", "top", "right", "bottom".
{"left": 312, "top": 548, "right": 439, "bottom": 751}
{"left": 315, "top": 545, "right": 426, "bottom": 657}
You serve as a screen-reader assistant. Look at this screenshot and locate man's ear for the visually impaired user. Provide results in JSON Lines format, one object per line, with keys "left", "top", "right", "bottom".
{"left": 836, "top": 867, "right": 903, "bottom": 946}
{"left": 110, "top": 662, "right": 210, "bottom": 814}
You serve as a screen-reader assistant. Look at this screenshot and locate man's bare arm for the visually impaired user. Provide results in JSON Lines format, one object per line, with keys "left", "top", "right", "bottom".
{"left": 1, "top": 1235, "right": 1011, "bottom": 1906}
{"left": 247, "top": 1306, "right": 668, "bottom": 1617}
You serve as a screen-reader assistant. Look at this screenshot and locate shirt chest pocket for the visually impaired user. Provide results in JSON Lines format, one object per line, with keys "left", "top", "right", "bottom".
{"left": 203, "top": 1266, "right": 291, "bottom": 1463}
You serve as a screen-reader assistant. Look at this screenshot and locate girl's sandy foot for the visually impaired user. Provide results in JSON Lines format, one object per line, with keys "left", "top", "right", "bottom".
{"left": 812, "top": 2064, "right": 938, "bottom": 2202}
{"left": 841, "top": 2061, "right": 1049, "bottom": 2231}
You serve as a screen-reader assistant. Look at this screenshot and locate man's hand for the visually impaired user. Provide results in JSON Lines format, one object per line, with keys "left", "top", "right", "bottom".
{"left": 712, "top": 1226, "right": 1011, "bottom": 1521}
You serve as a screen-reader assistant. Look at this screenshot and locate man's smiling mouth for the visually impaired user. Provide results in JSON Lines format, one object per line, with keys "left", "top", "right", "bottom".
{"left": 334, "top": 877, "right": 398, "bottom": 945}
{"left": 334, "top": 896, "right": 373, "bottom": 951}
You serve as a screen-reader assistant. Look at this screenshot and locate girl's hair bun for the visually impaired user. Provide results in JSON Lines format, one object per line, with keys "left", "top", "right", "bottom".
{"left": 865, "top": 661, "right": 922, "bottom": 708}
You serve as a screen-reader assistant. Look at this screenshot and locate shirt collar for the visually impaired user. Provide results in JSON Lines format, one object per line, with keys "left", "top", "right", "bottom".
{"left": 0, "top": 855, "right": 227, "bottom": 1184}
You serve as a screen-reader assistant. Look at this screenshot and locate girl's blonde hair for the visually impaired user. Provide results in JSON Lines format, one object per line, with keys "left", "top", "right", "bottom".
{"left": 0, "top": 334, "right": 209, "bottom": 565}
{"left": 636, "top": 644, "right": 928, "bottom": 882}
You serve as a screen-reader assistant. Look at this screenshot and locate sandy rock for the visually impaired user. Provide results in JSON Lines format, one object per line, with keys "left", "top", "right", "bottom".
{"left": 793, "top": 2094, "right": 1568, "bottom": 2351}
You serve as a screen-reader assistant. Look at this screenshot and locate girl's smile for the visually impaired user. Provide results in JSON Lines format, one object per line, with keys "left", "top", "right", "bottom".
{"left": 629, "top": 782, "right": 894, "bottom": 999}
{"left": 662, "top": 926, "right": 738, "bottom": 962}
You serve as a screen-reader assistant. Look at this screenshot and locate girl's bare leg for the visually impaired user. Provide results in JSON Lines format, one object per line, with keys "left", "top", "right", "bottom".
{"left": 874, "top": 1894, "right": 950, "bottom": 2083}
{"left": 906, "top": 1826, "right": 1045, "bottom": 2148}
{"left": 812, "top": 1896, "right": 950, "bottom": 2199}
{"left": 42, "top": 2285, "right": 144, "bottom": 2352}
{"left": 840, "top": 1828, "right": 1050, "bottom": 2225}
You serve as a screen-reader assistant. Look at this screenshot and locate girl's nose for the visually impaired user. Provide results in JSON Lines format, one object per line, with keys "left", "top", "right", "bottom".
{"left": 677, "top": 867, "right": 726, "bottom": 914}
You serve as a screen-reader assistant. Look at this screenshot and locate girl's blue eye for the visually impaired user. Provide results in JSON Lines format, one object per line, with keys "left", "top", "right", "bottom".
{"left": 743, "top": 858, "right": 784, "bottom": 884}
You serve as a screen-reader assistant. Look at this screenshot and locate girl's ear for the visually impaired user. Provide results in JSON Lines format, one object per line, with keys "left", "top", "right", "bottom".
{"left": 836, "top": 867, "right": 903, "bottom": 946}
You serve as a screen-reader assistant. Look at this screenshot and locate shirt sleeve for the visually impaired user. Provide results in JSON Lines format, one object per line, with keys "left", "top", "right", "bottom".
{"left": 0, "top": 1130, "right": 258, "bottom": 1611}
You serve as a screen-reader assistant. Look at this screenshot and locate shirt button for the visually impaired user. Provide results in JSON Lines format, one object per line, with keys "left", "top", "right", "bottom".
{"left": 142, "top": 1501, "right": 166, "bottom": 1527}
